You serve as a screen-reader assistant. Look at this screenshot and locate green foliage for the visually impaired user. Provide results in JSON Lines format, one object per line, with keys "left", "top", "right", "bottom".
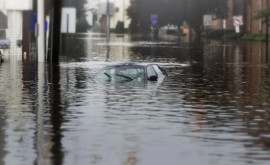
{"left": 126, "top": 0, "right": 137, "bottom": 33}
{"left": 253, "top": 5, "right": 270, "bottom": 43}
{"left": 127, "top": 0, "right": 152, "bottom": 34}
{"left": 114, "top": 21, "right": 125, "bottom": 34}
{"left": 241, "top": 34, "right": 267, "bottom": 42}
{"left": 254, "top": 5, "right": 270, "bottom": 23}
{"left": 76, "top": 17, "right": 89, "bottom": 32}
{"left": 224, "top": 32, "right": 243, "bottom": 40}
{"left": 201, "top": 30, "right": 242, "bottom": 40}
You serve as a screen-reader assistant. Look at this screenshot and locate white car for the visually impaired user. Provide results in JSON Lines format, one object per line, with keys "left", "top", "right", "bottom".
{"left": 94, "top": 63, "right": 168, "bottom": 82}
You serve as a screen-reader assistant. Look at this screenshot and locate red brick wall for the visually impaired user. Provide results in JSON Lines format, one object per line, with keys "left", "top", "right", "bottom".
{"left": 246, "top": 0, "right": 268, "bottom": 34}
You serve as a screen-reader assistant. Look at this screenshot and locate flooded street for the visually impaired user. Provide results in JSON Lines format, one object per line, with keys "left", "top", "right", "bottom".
{"left": 1, "top": 33, "right": 270, "bottom": 165}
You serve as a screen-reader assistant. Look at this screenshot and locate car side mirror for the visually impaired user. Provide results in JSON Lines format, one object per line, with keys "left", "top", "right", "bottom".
{"left": 148, "top": 75, "right": 158, "bottom": 81}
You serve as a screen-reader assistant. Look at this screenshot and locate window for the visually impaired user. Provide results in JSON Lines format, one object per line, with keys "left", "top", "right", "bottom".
{"left": 147, "top": 65, "right": 157, "bottom": 78}
{"left": 95, "top": 66, "right": 145, "bottom": 81}
{"left": 152, "top": 65, "right": 164, "bottom": 77}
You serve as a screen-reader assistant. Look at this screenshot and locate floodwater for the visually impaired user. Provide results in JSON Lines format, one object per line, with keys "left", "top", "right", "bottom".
{"left": 1, "top": 33, "right": 270, "bottom": 165}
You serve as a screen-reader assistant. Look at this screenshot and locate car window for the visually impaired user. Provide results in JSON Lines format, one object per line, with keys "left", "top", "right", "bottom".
{"left": 135, "top": 69, "right": 144, "bottom": 79}
{"left": 95, "top": 68, "right": 112, "bottom": 81}
{"left": 152, "top": 65, "right": 165, "bottom": 77}
{"left": 95, "top": 66, "right": 145, "bottom": 81}
{"left": 115, "top": 68, "right": 144, "bottom": 78}
{"left": 127, "top": 68, "right": 144, "bottom": 79}
{"left": 147, "top": 65, "right": 157, "bottom": 78}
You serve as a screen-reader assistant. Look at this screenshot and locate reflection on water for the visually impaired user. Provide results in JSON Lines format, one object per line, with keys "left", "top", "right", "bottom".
{"left": 0, "top": 34, "right": 270, "bottom": 164}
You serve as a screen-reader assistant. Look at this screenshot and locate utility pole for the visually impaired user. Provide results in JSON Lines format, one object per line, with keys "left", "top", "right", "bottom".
{"left": 38, "top": 0, "right": 45, "bottom": 62}
{"left": 106, "top": 0, "right": 110, "bottom": 38}
{"left": 49, "top": 0, "right": 62, "bottom": 63}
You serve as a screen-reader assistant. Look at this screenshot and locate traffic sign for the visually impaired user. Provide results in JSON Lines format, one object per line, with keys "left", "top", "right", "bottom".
{"left": 203, "top": 15, "right": 212, "bottom": 26}
{"left": 151, "top": 14, "right": 158, "bottom": 27}
{"left": 61, "top": 8, "right": 76, "bottom": 33}
{"left": 233, "top": 16, "right": 243, "bottom": 26}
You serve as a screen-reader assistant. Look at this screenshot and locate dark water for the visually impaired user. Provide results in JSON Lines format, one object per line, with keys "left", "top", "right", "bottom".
{"left": 1, "top": 33, "right": 270, "bottom": 165}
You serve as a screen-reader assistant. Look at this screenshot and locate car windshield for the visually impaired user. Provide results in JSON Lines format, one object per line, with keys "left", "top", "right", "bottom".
{"left": 95, "top": 66, "right": 145, "bottom": 81}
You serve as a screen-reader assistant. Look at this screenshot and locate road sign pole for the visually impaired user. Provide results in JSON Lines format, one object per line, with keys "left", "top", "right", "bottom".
{"left": 223, "top": 19, "right": 226, "bottom": 43}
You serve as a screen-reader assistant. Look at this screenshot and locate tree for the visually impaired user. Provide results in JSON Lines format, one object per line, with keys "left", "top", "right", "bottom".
{"left": 127, "top": 0, "right": 174, "bottom": 33}
{"left": 127, "top": 0, "right": 140, "bottom": 33}
{"left": 185, "top": 0, "right": 228, "bottom": 39}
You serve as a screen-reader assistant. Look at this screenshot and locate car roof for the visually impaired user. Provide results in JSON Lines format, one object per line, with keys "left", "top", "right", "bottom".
{"left": 105, "top": 62, "right": 153, "bottom": 68}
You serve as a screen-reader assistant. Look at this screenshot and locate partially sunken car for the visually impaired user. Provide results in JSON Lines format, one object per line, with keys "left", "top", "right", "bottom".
{"left": 94, "top": 63, "right": 167, "bottom": 82}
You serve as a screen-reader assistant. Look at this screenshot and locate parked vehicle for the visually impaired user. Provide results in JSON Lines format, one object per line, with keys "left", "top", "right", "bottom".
{"left": 94, "top": 62, "right": 168, "bottom": 82}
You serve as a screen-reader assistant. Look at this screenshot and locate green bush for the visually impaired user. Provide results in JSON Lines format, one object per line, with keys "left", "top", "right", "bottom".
{"left": 114, "top": 21, "right": 125, "bottom": 33}
{"left": 202, "top": 30, "right": 243, "bottom": 40}
{"left": 241, "top": 34, "right": 267, "bottom": 42}
{"left": 76, "top": 17, "right": 90, "bottom": 32}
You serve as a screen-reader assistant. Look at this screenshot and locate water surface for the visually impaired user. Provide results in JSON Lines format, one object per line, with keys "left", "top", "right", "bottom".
{"left": 0, "top": 34, "right": 270, "bottom": 165}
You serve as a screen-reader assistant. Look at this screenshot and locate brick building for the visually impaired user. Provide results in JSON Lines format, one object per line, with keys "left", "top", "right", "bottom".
{"left": 245, "top": 0, "right": 268, "bottom": 34}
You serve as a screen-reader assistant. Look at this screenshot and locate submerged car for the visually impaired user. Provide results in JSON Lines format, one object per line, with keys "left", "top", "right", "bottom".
{"left": 94, "top": 63, "right": 167, "bottom": 82}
